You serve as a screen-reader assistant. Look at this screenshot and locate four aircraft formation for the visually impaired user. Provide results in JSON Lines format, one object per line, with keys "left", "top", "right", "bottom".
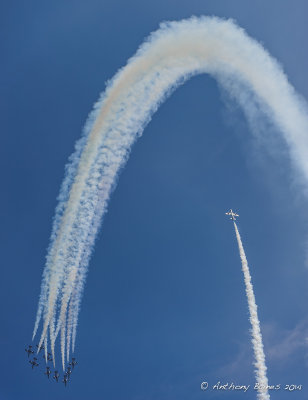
{"left": 25, "top": 345, "right": 77, "bottom": 387}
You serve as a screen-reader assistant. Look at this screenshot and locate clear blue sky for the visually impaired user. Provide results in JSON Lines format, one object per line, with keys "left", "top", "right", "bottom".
{"left": 1, "top": 1, "right": 308, "bottom": 399}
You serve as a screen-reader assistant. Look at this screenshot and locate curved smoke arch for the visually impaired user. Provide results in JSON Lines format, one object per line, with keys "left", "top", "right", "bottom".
{"left": 32, "top": 16, "right": 307, "bottom": 396}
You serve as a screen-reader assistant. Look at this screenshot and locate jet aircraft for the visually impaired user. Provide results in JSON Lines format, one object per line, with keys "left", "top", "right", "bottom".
{"left": 43, "top": 352, "right": 53, "bottom": 362}
{"left": 63, "top": 374, "right": 68, "bottom": 387}
{"left": 66, "top": 366, "right": 72, "bottom": 379}
{"left": 69, "top": 357, "right": 77, "bottom": 369}
{"left": 25, "top": 345, "right": 34, "bottom": 358}
{"left": 53, "top": 370, "right": 60, "bottom": 382}
{"left": 36, "top": 344, "right": 45, "bottom": 353}
{"left": 29, "top": 357, "right": 39, "bottom": 369}
{"left": 225, "top": 209, "right": 239, "bottom": 221}
{"left": 44, "top": 366, "right": 51, "bottom": 379}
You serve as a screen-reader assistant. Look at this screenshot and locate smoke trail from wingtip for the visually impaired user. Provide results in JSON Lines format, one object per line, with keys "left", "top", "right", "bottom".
{"left": 32, "top": 16, "right": 308, "bottom": 370}
{"left": 233, "top": 222, "right": 270, "bottom": 400}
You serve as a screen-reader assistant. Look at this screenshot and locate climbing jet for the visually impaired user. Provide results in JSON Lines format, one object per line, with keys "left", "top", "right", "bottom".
{"left": 225, "top": 209, "right": 239, "bottom": 221}
{"left": 53, "top": 370, "right": 60, "bottom": 382}
{"left": 25, "top": 345, "right": 34, "bottom": 358}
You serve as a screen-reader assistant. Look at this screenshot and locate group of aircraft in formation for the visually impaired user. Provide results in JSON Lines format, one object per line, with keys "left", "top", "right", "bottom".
{"left": 24, "top": 210, "right": 238, "bottom": 386}
{"left": 25, "top": 345, "right": 77, "bottom": 386}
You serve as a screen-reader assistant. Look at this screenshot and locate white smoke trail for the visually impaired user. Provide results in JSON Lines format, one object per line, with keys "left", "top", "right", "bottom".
{"left": 32, "top": 16, "right": 308, "bottom": 370}
{"left": 233, "top": 222, "right": 270, "bottom": 400}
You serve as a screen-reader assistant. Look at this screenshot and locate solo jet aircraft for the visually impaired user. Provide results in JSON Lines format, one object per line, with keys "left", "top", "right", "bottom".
{"left": 225, "top": 209, "right": 239, "bottom": 221}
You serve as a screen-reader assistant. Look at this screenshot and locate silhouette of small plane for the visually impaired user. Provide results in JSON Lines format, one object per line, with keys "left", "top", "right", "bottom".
{"left": 62, "top": 374, "right": 68, "bottom": 387}
{"left": 53, "top": 370, "right": 60, "bottom": 382}
{"left": 66, "top": 366, "right": 72, "bottom": 379}
{"left": 36, "top": 344, "right": 45, "bottom": 353}
{"left": 29, "top": 357, "right": 39, "bottom": 369}
{"left": 25, "top": 345, "right": 34, "bottom": 358}
{"left": 44, "top": 366, "right": 51, "bottom": 379}
{"left": 43, "top": 352, "right": 53, "bottom": 362}
{"left": 69, "top": 357, "right": 77, "bottom": 369}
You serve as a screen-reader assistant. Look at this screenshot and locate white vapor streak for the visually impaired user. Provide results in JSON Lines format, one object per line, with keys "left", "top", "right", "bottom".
{"left": 32, "top": 16, "right": 308, "bottom": 370}
{"left": 233, "top": 222, "right": 270, "bottom": 400}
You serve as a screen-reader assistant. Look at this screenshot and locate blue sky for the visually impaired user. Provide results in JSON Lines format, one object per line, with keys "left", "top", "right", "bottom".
{"left": 1, "top": 1, "right": 308, "bottom": 399}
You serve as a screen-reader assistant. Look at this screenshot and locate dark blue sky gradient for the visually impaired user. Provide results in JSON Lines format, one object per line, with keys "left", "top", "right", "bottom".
{"left": 1, "top": 1, "right": 308, "bottom": 399}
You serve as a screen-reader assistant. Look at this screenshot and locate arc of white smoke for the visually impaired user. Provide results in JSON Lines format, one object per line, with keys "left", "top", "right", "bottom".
{"left": 32, "top": 105, "right": 104, "bottom": 343}
{"left": 32, "top": 16, "right": 308, "bottom": 370}
{"left": 233, "top": 222, "right": 270, "bottom": 400}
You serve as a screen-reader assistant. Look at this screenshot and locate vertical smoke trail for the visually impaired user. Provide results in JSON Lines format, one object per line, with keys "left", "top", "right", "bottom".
{"left": 32, "top": 16, "right": 308, "bottom": 369}
{"left": 44, "top": 336, "right": 47, "bottom": 367}
{"left": 233, "top": 221, "right": 270, "bottom": 400}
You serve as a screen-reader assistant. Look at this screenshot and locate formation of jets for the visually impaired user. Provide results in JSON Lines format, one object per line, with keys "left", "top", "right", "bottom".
{"left": 25, "top": 210, "right": 236, "bottom": 386}
{"left": 225, "top": 209, "right": 239, "bottom": 221}
{"left": 25, "top": 344, "right": 77, "bottom": 386}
